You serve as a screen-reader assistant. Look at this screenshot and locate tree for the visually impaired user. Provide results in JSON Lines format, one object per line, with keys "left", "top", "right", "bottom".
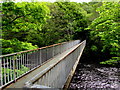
{"left": 88, "top": 2, "right": 120, "bottom": 65}
{"left": 1, "top": 38, "right": 38, "bottom": 54}
{"left": 41, "top": 2, "right": 88, "bottom": 44}
{"left": 2, "top": 2, "right": 50, "bottom": 54}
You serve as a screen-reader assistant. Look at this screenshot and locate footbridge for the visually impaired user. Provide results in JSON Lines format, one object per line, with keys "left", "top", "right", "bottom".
{"left": 0, "top": 40, "right": 86, "bottom": 89}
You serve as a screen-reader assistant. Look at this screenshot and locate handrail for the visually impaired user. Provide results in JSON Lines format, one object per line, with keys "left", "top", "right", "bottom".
{"left": 0, "top": 40, "right": 80, "bottom": 58}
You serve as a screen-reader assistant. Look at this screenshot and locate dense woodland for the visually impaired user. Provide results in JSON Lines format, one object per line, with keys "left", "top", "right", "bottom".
{"left": 1, "top": 1, "right": 120, "bottom": 66}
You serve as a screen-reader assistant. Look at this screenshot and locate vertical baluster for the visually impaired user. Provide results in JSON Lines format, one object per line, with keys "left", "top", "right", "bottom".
{"left": 34, "top": 51, "right": 36, "bottom": 68}
{"left": 16, "top": 55, "right": 18, "bottom": 78}
{"left": 13, "top": 55, "right": 16, "bottom": 81}
{"left": 26, "top": 53, "right": 29, "bottom": 72}
{"left": 31, "top": 52, "right": 33, "bottom": 69}
{"left": 42, "top": 49, "right": 44, "bottom": 64}
{"left": 3, "top": 58, "right": 6, "bottom": 84}
{"left": 24, "top": 53, "right": 27, "bottom": 71}
{"left": 9, "top": 57, "right": 12, "bottom": 81}
{"left": 36, "top": 51, "right": 38, "bottom": 66}
{"left": 6, "top": 57, "right": 9, "bottom": 82}
{"left": 28, "top": 53, "right": 31, "bottom": 70}
{"left": 20, "top": 54, "right": 22, "bottom": 71}
{"left": 17, "top": 55, "right": 19, "bottom": 77}
{"left": 26, "top": 52, "right": 30, "bottom": 72}
{"left": 25, "top": 52, "right": 27, "bottom": 69}
{"left": 22, "top": 54, "right": 24, "bottom": 69}
{"left": 25, "top": 53, "right": 27, "bottom": 68}
{"left": 29, "top": 53, "right": 31, "bottom": 70}
{"left": 45, "top": 49, "right": 47, "bottom": 62}
{"left": 27, "top": 53, "right": 29, "bottom": 70}
{"left": 35, "top": 51, "right": 37, "bottom": 67}
{"left": 50, "top": 47, "right": 52, "bottom": 59}
{"left": 25, "top": 53, "right": 26, "bottom": 69}
{"left": 18, "top": 55, "right": 21, "bottom": 76}
{"left": 26, "top": 53, "right": 28, "bottom": 71}
{"left": 34, "top": 51, "right": 36, "bottom": 67}
{"left": 20, "top": 54, "right": 22, "bottom": 75}
{"left": 21, "top": 54, "right": 24, "bottom": 72}
{"left": 33, "top": 52, "right": 35, "bottom": 68}
{"left": 26, "top": 53, "right": 28, "bottom": 70}
{"left": 37, "top": 51, "right": 39, "bottom": 66}
{"left": 25, "top": 53, "right": 26, "bottom": 68}
{"left": 32, "top": 52, "right": 35, "bottom": 69}
{"left": 24, "top": 53, "right": 27, "bottom": 67}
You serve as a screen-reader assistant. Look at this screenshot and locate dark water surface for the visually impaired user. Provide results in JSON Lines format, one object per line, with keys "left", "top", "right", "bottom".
{"left": 69, "top": 63, "right": 120, "bottom": 89}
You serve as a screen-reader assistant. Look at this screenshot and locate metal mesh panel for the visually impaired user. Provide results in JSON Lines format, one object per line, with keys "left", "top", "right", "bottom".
{"left": 46, "top": 47, "right": 53, "bottom": 60}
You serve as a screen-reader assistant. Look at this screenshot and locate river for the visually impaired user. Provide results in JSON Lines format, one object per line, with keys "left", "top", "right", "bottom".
{"left": 69, "top": 63, "right": 120, "bottom": 89}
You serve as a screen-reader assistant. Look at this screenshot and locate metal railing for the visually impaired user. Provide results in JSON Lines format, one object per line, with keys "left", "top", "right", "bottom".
{"left": 0, "top": 40, "right": 81, "bottom": 88}
{"left": 25, "top": 40, "right": 86, "bottom": 89}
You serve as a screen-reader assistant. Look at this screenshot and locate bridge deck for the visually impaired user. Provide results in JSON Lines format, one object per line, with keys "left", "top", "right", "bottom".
{"left": 3, "top": 43, "right": 82, "bottom": 89}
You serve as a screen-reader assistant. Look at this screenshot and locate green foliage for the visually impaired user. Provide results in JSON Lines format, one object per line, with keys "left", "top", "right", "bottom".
{"left": 2, "top": 1, "right": 120, "bottom": 66}
{"left": 2, "top": 2, "right": 87, "bottom": 53}
{"left": 1, "top": 38, "right": 38, "bottom": 54}
{"left": 41, "top": 2, "right": 88, "bottom": 44}
{"left": 2, "top": 2, "right": 50, "bottom": 53}
{"left": 2, "top": 2, "right": 50, "bottom": 40}
{"left": 91, "top": 45, "right": 97, "bottom": 51}
{"left": 100, "top": 57, "right": 120, "bottom": 65}
{"left": 88, "top": 2, "right": 120, "bottom": 65}
{"left": 2, "top": 65, "right": 29, "bottom": 83}
{"left": 81, "top": 2, "right": 100, "bottom": 25}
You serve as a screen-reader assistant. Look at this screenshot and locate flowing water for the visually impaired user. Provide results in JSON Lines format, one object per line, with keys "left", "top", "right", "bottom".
{"left": 69, "top": 63, "right": 120, "bottom": 89}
